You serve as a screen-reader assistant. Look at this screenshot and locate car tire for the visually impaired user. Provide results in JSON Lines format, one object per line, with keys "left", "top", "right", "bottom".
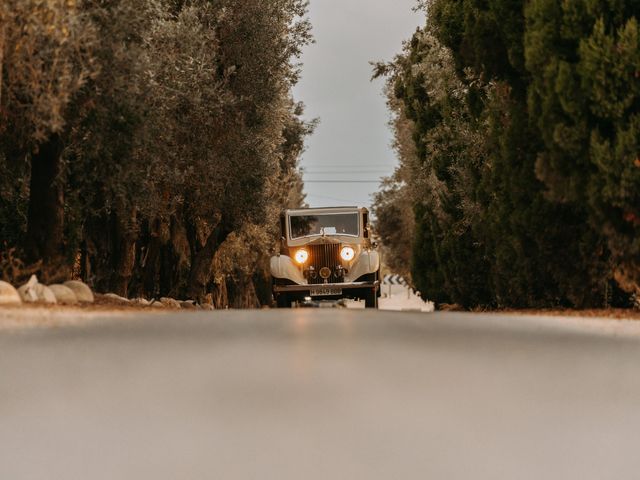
{"left": 364, "top": 289, "right": 378, "bottom": 309}
{"left": 276, "top": 294, "right": 292, "bottom": 308}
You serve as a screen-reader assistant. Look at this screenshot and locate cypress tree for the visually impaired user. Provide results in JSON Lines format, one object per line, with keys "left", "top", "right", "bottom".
{"left": 526, "top": 0, "right": 640, "bottom": 297}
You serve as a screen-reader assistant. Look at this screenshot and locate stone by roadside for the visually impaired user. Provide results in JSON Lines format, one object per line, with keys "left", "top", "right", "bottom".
{"left": 1, "top": 294, "right": 168, "bottom": 313}
{"left": 64, "top": 280, "right": 95, "bottom": 303}
{"left": 0, "top": 281, "right": 22, "bottom": 305}
{"left": 0, "top": 273, "right": 210, "bottom": 314}
{"left": 0, "top": 291, "right": 210, "bottom": 318}
{"left": 93, "top": 294, "right": 202, "bottom": 311}
{"left": 49, "top": 284, "right": 79, "bottom": 305}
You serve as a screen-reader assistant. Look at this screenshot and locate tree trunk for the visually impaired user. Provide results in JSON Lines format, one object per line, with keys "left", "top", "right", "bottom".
{"left": 78, "top": 185, "right": 109, "bottom": 291}
{"left": 127, "top": 218, "right": 151, "bottom": 299}
{"left": 0, "top": 18, "right": 5, "bottom": 106}
{"left": 253, "top": 268, "right": 273, "bottom": 307}
{"left": 228, "top": 275, "right": 261, "bottom": 309}
{"left": 212, "top": 277, "right": 228, "bottom": 309}
{"left": 158, "top": 215, "right": 190, "bottom": 298}
{"left": 186, "top": 222, "right": 231, "bottom": 302}
{"left": 141, "top": 217, "right": 163, "bottom": 298}
{"left": 110, "top": 207, "right": 138, "bottom": 297}
{"left": 82, "top": 207, "right": 113, "bottom": 292}
{"left": 25, "top": 134, "right": 65, "bottom": 263}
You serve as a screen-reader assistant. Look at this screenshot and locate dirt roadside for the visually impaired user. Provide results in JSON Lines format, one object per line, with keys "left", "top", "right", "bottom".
{"left": 497, "top": 308, "right": 640, "bottom": 321}
{"left": 0, "top": 294, "right": 194, "bottom": 330}
{"left": 1, "top": 297, "right": 639, "bottom": 331}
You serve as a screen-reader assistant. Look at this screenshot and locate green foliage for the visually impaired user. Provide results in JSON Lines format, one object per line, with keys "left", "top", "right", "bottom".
{"left": 526, "top": 0, "right": 640, "bottom": 295}
{"left": 0, "top": 0, "right": 313, "bottom": 305}
{"left": 429, "top": 0, "right": 526, "bottom": 85}
{"left": 376, "top": 0, "right": 635, "bottom": 308}
{"left": 0, "top": 0, "right": 98, "bottom": 148}
{"left": 0, "top": 154, "right": 29, "bottom": 248}
{"left": 376, "top": 30, "right": 494, "bottom": 307}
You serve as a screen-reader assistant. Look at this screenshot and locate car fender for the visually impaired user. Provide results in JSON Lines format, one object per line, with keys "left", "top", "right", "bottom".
{"left": 270, "top": 255, "right": 306, "bottom": 285}
{"left": 346, "top": 250, "right": 380, "bottom": 282}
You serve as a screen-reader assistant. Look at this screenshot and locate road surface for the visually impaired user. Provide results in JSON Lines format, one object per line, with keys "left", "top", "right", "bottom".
{"left": 1, "top": 309, "right": 640, "bottom": 479}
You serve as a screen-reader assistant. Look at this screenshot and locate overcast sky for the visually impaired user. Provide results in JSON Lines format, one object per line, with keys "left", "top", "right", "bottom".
{"left": 292, "top": 0, "right": 425, "bottom": 208}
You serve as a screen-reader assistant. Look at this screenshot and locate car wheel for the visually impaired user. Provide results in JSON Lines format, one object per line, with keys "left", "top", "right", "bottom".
{"left": 276, "top": 294, "right": 292, "bottom": 308}
{"left": 364, "top": 289, "right": 378, "bottom": 309}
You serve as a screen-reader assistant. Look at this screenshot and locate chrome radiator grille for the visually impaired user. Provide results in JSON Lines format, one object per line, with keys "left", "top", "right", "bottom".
{"left": 308, "top": 243, "right": 341, "bottom": 284}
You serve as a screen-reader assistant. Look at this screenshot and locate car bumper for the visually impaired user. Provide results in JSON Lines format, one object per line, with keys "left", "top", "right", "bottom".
{"left": 273, "top": 281, "right": 379, "bottom": 293}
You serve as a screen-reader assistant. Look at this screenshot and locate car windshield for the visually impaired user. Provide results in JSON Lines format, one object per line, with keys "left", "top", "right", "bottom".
{"left": 289, "top": 213, "right": 359, "bottom": 239}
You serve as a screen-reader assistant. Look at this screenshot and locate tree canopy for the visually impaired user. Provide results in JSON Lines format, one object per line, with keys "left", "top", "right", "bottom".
{"left": 0, "top": 0, "right": 313, "bottom": 306}
{"left": 375, "top": 0, "right": 639, "bottom": 308}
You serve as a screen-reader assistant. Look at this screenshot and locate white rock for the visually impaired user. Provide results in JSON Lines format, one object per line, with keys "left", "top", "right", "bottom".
{"left": 18, "top": 275, "right": 57, "bottom": 304}
{"left": 17, "top": 275, "right": 39, "bottom": 302}
{"left": 132, "top": 297, "right": 151, "bottom": 306}
{"left": 63, "top": 280, "right": 94, "bottom": 303}
{"left": 160, "top": 297, "right": 181, "bottom": 309}
{"left": 103, "top": 293, "right": 130, "bottom": 304}
{"left": 16, "top": 285, "right": 37, "bottom": 302}
{"left": 49, "top": 284, "right": 79, "bottom": 305}
{"left": 37, "top": 285, "right": 58, "bottom": 304}
{"left": 150, "top": 300, "right": 165, "bottom": 308}
{"left": 0, "top": 281, "right": 22, "bottom": 305}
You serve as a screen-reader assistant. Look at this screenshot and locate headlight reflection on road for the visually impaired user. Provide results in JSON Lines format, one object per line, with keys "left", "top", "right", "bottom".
{"left": 292, "top": 312, "right": 314, "bottom": 379}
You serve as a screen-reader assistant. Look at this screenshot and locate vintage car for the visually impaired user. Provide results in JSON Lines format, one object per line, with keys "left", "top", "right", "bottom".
{"left": 271, "top": 206, "right": 380, "bottom": 308}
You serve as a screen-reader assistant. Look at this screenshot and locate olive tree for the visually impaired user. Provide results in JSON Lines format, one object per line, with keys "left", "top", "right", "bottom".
{"left": 0, "top": 0, "right": 98, "bottom": 266}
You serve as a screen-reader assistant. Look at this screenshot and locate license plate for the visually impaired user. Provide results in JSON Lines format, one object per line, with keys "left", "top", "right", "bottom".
{"left": 310, "top": 286, "right": 342, "bottom": 297}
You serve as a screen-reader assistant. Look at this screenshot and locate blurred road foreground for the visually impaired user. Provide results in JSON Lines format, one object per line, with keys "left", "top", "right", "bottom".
{"left": 1, "top": 308, "right": 640, "bottom": 479}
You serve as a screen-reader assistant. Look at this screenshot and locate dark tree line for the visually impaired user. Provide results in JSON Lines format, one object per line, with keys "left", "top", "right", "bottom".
{"left": 0, "top": 0, "right": 313, "bottom": 307}
{"left": 374, "top": 0, "right": 639, "bottom": 309}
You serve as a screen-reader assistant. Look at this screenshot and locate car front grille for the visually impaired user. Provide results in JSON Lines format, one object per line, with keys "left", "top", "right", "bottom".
{"left": 308, "top": 243, "right": 342, "bottom": 284}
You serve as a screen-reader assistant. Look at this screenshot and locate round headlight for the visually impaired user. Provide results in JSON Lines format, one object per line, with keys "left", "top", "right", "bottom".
{"left": 294, "top": 249, "right": 309, "bottom": 264}
{"left": 340, "top": 246, "right": 355, "bottom": 261}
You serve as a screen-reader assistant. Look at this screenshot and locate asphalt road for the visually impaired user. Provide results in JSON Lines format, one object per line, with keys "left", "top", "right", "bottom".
{"left": 1, "top": 309, "right": 640, "bottom": 479}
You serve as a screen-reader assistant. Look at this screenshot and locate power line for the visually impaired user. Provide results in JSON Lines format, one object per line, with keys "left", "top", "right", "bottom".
{"left": 305, "top": 169, "right": 389, "bottom": 171}
{"left": 305, "top": 180, "right": 381, "bottom": 184}
{"left": 306, "top": 193, "right": 370, "bottom": 204}
{"left": 302, "top": 168, "right": 393, "bottom": 174}
{"left": 304, "top": 171, "right": 390, "bottom": 174}
{"left": 302, "top": 163, "right": 395, "bottom": 167}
